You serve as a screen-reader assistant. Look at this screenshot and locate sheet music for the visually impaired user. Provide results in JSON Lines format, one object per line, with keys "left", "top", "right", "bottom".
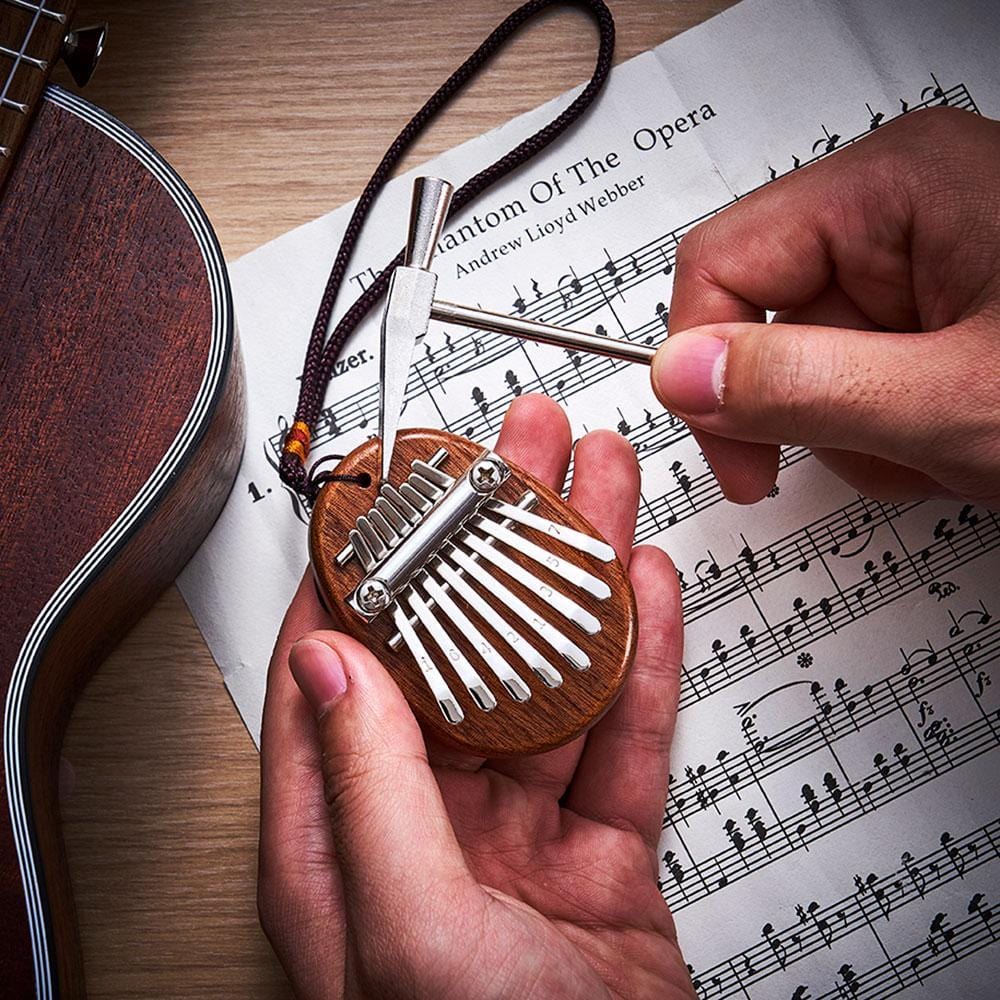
{"left": 178, "top": 0, "right": 1000, "bottom": 995}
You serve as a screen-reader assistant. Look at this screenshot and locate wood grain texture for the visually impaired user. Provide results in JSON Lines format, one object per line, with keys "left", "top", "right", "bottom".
{"left": 52, "top": 1, "right": 736, "bottom": 996}
{"left": 311, "top": 429, "right": 637, "bottom": 757}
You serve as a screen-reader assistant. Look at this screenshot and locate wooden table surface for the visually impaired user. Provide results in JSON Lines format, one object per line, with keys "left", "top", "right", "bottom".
{"left": 55, "top": 1, "right": 734, "bottom": 995}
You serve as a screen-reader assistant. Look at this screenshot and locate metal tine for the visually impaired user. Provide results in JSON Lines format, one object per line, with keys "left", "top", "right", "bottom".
{"left": 433, "top": 561, "right": 563, "bottom": 688}
{"left": 443, "top": 548, "right": 592, "bottom": 670}
{"left": 357, "top": 516, "right": 388, "bottom": 561}
{"left": 409, "top": 472, "right": 443, "bottom": 501}
{"left": 412, "top": 459, "right": 454, "bottom": 489}
{"left": 335, "top": 449, "right": 451, "bottom": 567}
{"left": 471, "top": 519, "right": 612, "bottom": 600}
{"left": 407, "top": 590, "right": 497, "bottom": 712}
{"left": 349, "top": 528, "right": 376, "bottom": 572}
{"left": 400, "top": 481, "right": 431, "bottom": 513}
{"left": 426, "top": 447, "right": 450, "bottom": 470}
{"left": 484, "top": 499, "right": 615, "bottom": 562}
{"left": 421, "top": 574, "right": 531, "bottom": 702}
{"left": 382, "top": 484, "right": 421, "bottom": 524}
{"left": 385, "top": 493, "right": 539, "bottom": 653}
{"left": 375, "top": 495, "right": 413, "bottom": 536}
{"left": 368, "top": 508, "right": 401, "bottom": 547}
{"left": 456, "top": 534, "right": 601, "bottom": 636}
{"left": 392, "top": 606, "right": 464, "bottom": 724}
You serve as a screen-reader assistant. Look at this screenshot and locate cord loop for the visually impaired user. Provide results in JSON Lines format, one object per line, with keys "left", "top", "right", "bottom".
{"left": 280, "top": 0, "right": 616, "bottom": 502}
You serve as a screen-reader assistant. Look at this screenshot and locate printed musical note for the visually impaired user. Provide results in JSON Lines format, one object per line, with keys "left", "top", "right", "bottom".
{"left": 866, "top": 101, "right": 885, "bottom": 128}
{"left": 556, "top": 270, "right": 584, "bottom": 309}
{"left": 602, "top": 247, "right": 623, "bottom": 297}
{"left": 660, "top": 245, "right": 674, "bottom": 275}
{"left": 504, "top": 369, "right": 523, "bottom": 397}
{"left": 471, "top": 386, "right": 489, "bottom": 416}
{"left": 921, "top": 71, "right": 950, "bottom": 105}
{"left": 670, "top": 459, "right": 692, "bottom": 495}
{"left": 810, "top": 123, "right": 841, "bottom": 153}
{"left": 691, "top": 818, "right": 1000, "bottom": 999}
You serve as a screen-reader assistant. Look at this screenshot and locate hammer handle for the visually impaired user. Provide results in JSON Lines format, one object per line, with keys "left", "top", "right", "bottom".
{"left": 429, "top": 299, "right": 657, "bottom": 366}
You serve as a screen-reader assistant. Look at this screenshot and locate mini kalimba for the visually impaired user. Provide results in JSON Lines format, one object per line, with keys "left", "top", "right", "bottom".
{"left": 309, "top": 176, "right": 656, "bottom": 757}
{"left": 310, "top": 429, "right": 637, "bottom": 756}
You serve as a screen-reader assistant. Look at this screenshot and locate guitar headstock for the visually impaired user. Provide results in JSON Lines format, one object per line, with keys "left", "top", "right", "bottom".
{"left": 0, "top": 0, "right": 106, "bottom": 190}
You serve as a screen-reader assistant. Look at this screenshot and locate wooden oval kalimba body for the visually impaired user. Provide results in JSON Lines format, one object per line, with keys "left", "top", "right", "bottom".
{"left": 310, "top": 429, "right": 637, "bottom": 757}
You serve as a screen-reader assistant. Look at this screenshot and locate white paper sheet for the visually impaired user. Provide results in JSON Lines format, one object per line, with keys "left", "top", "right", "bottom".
{"left": 178, "top": 0, "right": 1000, "bottom": 994}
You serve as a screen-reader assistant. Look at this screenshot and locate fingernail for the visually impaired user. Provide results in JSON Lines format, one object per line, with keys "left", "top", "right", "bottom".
{"left": 652, "top": 333, "right": 727, "bottom": 414}
{"left": 289, "top": 639, "right": 348, "bottom": 715}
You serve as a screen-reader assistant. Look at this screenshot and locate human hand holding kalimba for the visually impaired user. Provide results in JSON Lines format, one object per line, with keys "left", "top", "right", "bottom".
{"left": 258, "top": 395, "right": 695, "bottom": 1000}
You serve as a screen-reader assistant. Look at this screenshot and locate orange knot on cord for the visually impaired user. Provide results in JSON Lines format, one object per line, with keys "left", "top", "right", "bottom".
{"left": 283, "top": 420, "right": 311, "bottom": 463}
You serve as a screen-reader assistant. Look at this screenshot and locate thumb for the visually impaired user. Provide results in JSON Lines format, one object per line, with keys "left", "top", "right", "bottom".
{"left": 651, "top": 321, "right": 952, "bottom": 468}
{"left": 288, "top": 633, "right": 472, "bottom": 930}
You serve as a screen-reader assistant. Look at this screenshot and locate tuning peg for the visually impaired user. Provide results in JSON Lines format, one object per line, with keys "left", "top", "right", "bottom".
{"left": 60, "top": 24, "right": 107, "bottom": 87}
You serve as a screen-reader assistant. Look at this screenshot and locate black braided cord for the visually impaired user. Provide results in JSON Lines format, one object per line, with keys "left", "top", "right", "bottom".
{"left": 280, "top": 0, "right": 616, "bottom": 503}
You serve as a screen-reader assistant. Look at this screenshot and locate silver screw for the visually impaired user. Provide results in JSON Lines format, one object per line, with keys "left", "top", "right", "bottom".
{"left": 469, "top": 457, "right": 507, "bottom": 493}
{"left": 357, "top": 578, "right": 391, "bottom": 614}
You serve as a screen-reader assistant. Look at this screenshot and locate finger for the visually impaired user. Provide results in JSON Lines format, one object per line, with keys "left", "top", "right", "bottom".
{"left": 665, "top": 132, "right": 921, "bottom": 503}
{"left": 565, "top": 545, "right": 683, "bottom": 863}
{"left": 775, "top": 278, "right": 884, "bottom": 332}
{"left": 651, "top": 319, "right": 965, "bottom": 474}
{"left": 258, "top": 571, "right": 345, "bottom": 996}
{"left": 678, "top": 280, "right": 884, "bottom": 504}
{"left": 668, "top": 264, "right": 779, "bottom": 505}
{"left": 690, "top": 429, "right": 780, "bottom": 505}
{"left": 668, "top": 126, "right": 921, "bottom": 334}
{"left": 567, "top": 429, "right": 641, "bottom": 564}
{"left": 670, "top": 109, "right": 1000, "bottom": 337}
{"left": 688, "top": 279, "right": 883, "bottom": 503}
{"left": 487, "top": 429, "right": 641, "bottom": 793}
{"left": 494, "top": 392, "right": 571, "bottom": 490}
{"left": 289, "top": 632, "right": 478, "bottom": 953}
{"left": 664, "top": 111, "right": 1000, "bottom": 503}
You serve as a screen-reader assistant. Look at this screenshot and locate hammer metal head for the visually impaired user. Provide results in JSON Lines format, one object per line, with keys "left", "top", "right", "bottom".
{"left": 379, "top": 265, "right": 437, "bottom": 483}
{"left": 378, "top": 177, "right": 454, "bottom": 484}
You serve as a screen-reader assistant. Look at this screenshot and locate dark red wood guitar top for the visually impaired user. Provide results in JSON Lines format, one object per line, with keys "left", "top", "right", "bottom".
{"left": 0, "top": 88, "right": 242, "bottom": 999}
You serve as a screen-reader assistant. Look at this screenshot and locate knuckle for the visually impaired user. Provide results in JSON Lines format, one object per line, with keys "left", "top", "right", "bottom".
{"left": 874, "top": 106, "right": 970, "bottom": 168}
{"left": 750, "top": 331, "right": 836, "bottom": 442}
{"left": 321, "top": 744, "right": 425, "bottom": 825}
{"left": 676, "top": 218, "right": 722, "bottom": 276}
{"left": 874, "top": 106, "right": 995, "bottom": 197}
{"left": 321, "top": 746, "right": 381, "bottom": 811}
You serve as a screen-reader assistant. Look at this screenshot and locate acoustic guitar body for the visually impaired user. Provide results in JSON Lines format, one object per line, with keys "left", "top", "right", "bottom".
{"left": 0, "top": 87, "right": 243, "bottom": 998}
